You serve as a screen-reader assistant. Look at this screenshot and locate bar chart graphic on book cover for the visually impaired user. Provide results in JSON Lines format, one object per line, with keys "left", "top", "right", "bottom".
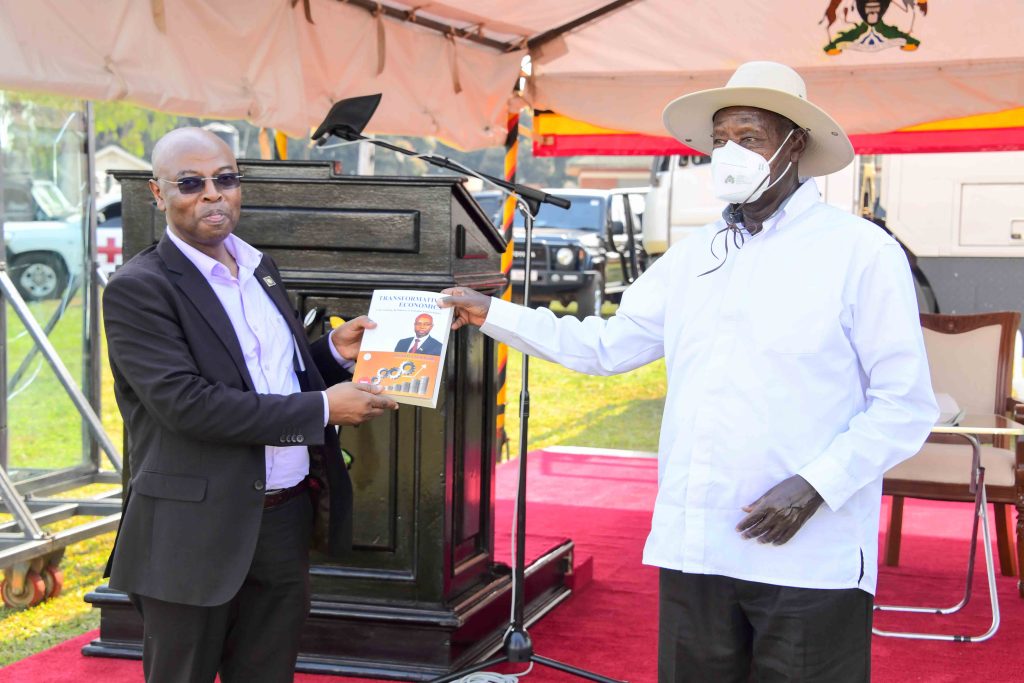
{"left": 353, "top": 290, "right": 453, "bottom": 408}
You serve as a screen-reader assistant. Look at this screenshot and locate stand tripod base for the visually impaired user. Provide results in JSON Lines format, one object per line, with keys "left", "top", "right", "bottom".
{"left": 431, "top": 647, "right": 628, "bottom": 683}
{"left": 431, "top": 613, "right": 627, "bottom": 682}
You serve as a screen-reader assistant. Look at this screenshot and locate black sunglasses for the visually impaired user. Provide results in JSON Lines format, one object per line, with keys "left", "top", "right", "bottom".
{"left": 155, "top": 173, "right": 243, "bottom": 195}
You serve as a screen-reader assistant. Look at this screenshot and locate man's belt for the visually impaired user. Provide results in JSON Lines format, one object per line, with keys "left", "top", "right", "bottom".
{"left": 263, "top": 478, "right": 309, "bottom": 509}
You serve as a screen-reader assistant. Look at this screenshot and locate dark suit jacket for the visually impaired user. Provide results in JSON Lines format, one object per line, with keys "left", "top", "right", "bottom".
{"left": 102, "top": 236, "right": 353, "bottom": 607}
{"left": 394, "top": 335, "right": 443, "bottom": 356}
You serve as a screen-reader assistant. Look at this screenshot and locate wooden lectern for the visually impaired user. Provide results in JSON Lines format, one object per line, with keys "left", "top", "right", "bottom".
{"left": 84, "top": 161, "right": 574, "bottom": 679}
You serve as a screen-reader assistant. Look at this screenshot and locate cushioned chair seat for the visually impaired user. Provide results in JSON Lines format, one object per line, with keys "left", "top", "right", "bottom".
{"left": 886, "top": 443, "right": 1016, "bottom": 488}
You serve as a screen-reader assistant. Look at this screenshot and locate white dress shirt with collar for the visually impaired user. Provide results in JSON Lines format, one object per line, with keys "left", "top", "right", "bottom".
{"left": 166, "top": 228, "right": 339, "bottom": 491}
{"left": 481, "top": 179, "right": 938, "bottom": 594}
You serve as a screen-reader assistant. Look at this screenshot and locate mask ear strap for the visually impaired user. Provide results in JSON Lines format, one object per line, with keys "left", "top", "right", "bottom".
{"left": 767, "top": 127, "right": 798, "bottom": 165}
{"left": 739, "top": 128, "right": 799, "bottom": 206}
{"left": 762, "top": 161, "right": 793, "bottom": 193}
{"left": 739, "top": 173, "right": 770, "bottom": 205}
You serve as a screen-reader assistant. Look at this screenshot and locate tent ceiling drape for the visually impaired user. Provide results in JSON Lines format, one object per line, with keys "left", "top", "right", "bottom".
{"left": 0, "top": 0, "right": 1021, "bottom": 152}
{"left": 0, "top": 0, "right": 530, "bottom": 149}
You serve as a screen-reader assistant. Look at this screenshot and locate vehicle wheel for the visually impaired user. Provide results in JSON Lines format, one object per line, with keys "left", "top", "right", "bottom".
{"left": 1, "top": 571, "right": 46, "bottom": 609}
{"left": 10, "top": 253, "right": 67, "bottom": 301}
{"left": 41, "top": 565, "right": 64, "bottom": 599}
{"left": 575, "top": 272, "right": 604, "bottom": 319}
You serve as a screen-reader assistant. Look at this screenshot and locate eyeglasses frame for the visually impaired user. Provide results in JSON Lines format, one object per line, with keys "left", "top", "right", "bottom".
{"left": 152, "top": 173, "right": 244, "bottom": 194}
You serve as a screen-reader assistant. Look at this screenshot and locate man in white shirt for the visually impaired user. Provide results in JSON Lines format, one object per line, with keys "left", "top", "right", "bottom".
{"left": 441, "top": 62, "right": 937, "bottom": 682}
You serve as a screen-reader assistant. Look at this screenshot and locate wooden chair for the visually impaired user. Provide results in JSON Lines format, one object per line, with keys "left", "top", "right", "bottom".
{"left": 883, "top": 311, "right": 1024, "bottom": 597}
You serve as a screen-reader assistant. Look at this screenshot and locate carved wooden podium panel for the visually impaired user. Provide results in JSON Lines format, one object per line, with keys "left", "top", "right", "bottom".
{"left": 84, "top": 162, "right": 573, "bottom": 679}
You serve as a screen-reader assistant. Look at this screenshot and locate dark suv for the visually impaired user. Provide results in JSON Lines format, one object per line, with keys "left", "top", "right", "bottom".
{"left": 474, "top": 188, "right": 647, "bottom": 318}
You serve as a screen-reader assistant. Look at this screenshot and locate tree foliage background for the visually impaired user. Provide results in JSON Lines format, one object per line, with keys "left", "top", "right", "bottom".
{"left": 2, "top": 92, "right": 572, "bottom": 194}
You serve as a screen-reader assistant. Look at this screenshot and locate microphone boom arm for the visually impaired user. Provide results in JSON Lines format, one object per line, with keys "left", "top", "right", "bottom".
{"left": 316, "top": 126, "right": 569, "bottom": 215}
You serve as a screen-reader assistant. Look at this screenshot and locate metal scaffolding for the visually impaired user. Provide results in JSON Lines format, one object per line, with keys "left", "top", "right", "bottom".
{"left": 0, "top": 100, "right": 122, "bottom": 609}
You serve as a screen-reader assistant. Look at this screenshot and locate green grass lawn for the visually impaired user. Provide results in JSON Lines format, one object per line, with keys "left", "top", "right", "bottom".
{"left": 0, "top": 299, "right": 665, "bottom": 667}
{"left": 4, "top": 298, "right": 123, "bottom": 469}
{"left": 503, "top": 299, "right": 664, "bottom": 456}
{"left": 503, "top": 348, "right": 665, "bottom": 457}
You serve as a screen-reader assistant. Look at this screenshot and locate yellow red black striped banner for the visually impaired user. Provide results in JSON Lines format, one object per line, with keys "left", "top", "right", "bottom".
{"left": 532, "top": 108, "right": 1024, "bottom": 157}
{"left": 495, "top": 109, "right": 519, "bottom": 459}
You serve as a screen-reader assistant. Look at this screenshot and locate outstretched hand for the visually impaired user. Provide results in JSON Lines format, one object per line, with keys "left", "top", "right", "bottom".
{"left": 325, "top": 381, "right": 398, "bottom": 425}
{"left": 330, "top": 315, "right": 377, "bottom": 361}
{"left": 736, "top": 475, "right": 824, "bottom": 546}
{"left": 438, "top": 287, "right": 491, "bottom": 330}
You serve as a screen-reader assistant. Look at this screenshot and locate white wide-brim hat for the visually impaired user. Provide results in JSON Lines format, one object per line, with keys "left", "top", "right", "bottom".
{"left": 662, "top": 61, "right": 854, "bottom": 178}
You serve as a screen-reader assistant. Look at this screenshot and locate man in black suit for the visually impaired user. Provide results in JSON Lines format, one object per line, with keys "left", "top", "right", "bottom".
{"left": 393, "top": 313, "right": 443, "bottom": 355}
{"left": 102, "top": 127, "right": 398, "bottom": 682}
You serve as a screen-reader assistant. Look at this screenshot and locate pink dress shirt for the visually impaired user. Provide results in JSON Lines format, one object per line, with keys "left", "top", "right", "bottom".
{"left": 166, "top": 228, "right": 334, "bottom": 491}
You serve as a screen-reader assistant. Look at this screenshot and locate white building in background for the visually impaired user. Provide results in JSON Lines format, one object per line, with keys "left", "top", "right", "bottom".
{"left": 201, "top": 122, "right": 241, "bottom": 158}
{"left": 95, "top": 144, "right": 150, "bottom": 199}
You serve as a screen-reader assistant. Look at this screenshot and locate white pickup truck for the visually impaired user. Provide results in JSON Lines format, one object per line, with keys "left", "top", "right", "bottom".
{"left": 3, "top": 180, "right": 121, "bottom": 300}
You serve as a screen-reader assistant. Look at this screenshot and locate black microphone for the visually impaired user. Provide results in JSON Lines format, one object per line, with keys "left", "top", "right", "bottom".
{"left": 517, "top": 185, "right": 571, "bottom": 210}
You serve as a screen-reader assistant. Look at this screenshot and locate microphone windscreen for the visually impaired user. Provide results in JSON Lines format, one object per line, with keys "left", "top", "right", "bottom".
{"left": 311, "top": 94, "right": 383, "bottom": 141}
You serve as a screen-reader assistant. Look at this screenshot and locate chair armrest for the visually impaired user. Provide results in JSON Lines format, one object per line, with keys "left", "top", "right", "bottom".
{"left": 1009, "top": 398, "right": 1024, "bottom": 471}
{"left": 1008, "top": 396, "right": 1024, "bottom": 422}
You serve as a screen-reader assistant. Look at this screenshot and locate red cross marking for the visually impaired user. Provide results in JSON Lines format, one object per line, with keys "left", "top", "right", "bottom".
{"left": 98, "top": 236, "right": 121, "bottom": 263}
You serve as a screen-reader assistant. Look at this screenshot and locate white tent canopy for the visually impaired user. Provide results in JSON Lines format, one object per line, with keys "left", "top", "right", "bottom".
{"left": 529, "top": 0, "right": 1024, "bottom": 137}
{"left": 0, "top": 0, "right": 529, "bottom": 148}
{"left": 1, "top": 0, "right": 1021, "bottom": 148}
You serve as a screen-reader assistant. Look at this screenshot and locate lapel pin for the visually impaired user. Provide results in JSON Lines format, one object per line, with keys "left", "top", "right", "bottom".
{"left": 263, "top": 275, "right": 277, "bottom": 287}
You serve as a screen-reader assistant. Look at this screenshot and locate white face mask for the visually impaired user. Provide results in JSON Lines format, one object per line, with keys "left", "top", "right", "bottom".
{"left": 710, "top": 128, "right": 796, "bottom": 205}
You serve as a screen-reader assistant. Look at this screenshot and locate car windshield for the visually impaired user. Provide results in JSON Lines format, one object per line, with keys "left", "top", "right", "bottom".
{"left": 518, "top": 196, "right": 604, "bottom": 231}
{"left": 473, "top": 193, "right": 503, "bottom": 227}
{"left": 30, "top": 181, "right": 76, "bottom": 219}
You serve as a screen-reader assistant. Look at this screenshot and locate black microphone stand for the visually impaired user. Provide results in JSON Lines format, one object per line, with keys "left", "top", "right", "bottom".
{"left": 314, "top": 100, "right": 626, "bottom": 683}
{"left": 432, "top": 194, "right": 625, "bottom": 683}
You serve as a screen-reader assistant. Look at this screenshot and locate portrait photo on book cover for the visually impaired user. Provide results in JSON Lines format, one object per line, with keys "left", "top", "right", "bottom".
{"left": 394, "top": 313, "right": 443, "bottom": 356}
{"left": 352, "top": 290, "right": 453, "bottom": 409}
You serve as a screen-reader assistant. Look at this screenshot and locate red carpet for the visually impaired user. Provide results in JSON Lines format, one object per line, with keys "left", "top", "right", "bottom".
{"left": 2, "top": 449, "right": 1022, "bottom": 682}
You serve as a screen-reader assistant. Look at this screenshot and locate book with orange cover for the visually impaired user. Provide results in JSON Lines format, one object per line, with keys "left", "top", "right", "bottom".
{"left": 352, "top": 290, "right": 453, "bottom": 408}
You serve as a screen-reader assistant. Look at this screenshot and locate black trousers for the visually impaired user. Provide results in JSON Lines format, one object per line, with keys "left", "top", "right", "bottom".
{"left": 131, "top": 493, "right": 314, "bottom": 683}
{"left": 658, "top": 570, "right": 872, "bottom": 683}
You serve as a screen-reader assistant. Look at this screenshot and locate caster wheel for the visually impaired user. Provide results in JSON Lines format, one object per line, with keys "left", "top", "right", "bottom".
{"left": 1, "top": 571, "right": 46, "bottom": 609}
{"left": 41, "top": 566, "right": 64, "bottom": 599}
